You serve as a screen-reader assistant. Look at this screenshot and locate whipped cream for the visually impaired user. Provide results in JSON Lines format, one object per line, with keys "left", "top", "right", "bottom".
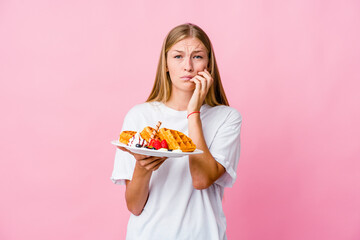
{"left": 157, "top": 148, "right": 168, "bottom": 152}
{"left": 172, "top": 149, "right": 182, "bottom": 153}
{"left": 128, "top": 131, "right": 147, "bottom": 147}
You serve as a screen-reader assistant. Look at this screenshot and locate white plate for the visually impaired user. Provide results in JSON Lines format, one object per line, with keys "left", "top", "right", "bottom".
{"left": 111, "top": 140, "right": 203, "bottom": 158}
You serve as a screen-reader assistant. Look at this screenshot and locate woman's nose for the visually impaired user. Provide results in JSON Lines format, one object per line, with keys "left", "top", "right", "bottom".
{"left": 184, "top": 57, "right": 193, "bottom": 72}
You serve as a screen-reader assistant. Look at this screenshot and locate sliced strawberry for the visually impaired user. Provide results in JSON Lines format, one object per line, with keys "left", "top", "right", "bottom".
{"left": 148, "top": 139, "right": 155, "bottom": 147}
{"left": 152, "top": 139, "right": 161, "bottom": 150}
{"left": 161, "top": 140, "right": 168, "bottom": 149}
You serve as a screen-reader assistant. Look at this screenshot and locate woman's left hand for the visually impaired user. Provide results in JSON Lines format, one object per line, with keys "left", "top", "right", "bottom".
{"left": 187, "top": 69, "right": 214, "bottom": 113}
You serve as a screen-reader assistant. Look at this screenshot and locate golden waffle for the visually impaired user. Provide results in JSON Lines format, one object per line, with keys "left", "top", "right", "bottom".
{"left": 158, "top": 128, "right": 196, "bottom": 152}
{"left": 119, "top": 131, "right": 137, "bottom": 144}
{"left": 140, "top": 126, "right": 156, "bottom": 142}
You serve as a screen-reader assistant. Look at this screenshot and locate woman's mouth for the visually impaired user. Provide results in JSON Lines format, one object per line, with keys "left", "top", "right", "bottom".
{"left": 181, "top": 75, "right": 194, "bottom": 81}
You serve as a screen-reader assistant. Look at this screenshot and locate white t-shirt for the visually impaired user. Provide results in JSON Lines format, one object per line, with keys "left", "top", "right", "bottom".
{"left": 111, "top": 101, "right": 242, "bottom": 240}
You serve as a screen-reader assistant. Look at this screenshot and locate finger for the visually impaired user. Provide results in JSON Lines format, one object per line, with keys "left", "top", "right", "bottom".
{"left": 142, "top": 157, "right": 167, "bottom": 171}
{"left": 134, "top": 154, "right": 152, "bottom": 161}
{"left": 153, "top": 157, "right": 167, "bottom": 169}
{"left": 204, "top": 68, "right": 212, "bottom": 76}
{"left": 204, "top": 68, "right": 213, "bottom": 78}
{"left": 193, "top": 75, "right": 207, "bottom": 95}
{"left": 137, "top": 158, "right": 156, "bottom": 168}
{"left": 153, "top": 159, "right": 166, "bottom": 171}
{"left": 139, "top": 156, "right": 164, "bottom": 165}
{"left": 197, "top": 71, "right": 213, "bottom": 90}
{"left": 190, "top": 78, "right": 201, "bottom": 93}
{"left": 197, "top": 70, "right": 211, "bottom": 80}
{"left": 193, "top": 75, "right": 206, "bottom": 88}
{"left": 137, "top": 156, "right": 157, "bottom": 165}
{"left": 202, "top": 69, "right": 213, "bottom": 79}
{"left": 198, "top": 68, "right": 211, "bottom": 77}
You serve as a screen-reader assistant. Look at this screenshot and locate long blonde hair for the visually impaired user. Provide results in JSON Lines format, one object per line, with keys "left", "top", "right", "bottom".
{"left": 146, "top": 23, "right": 229, "bottom": 106}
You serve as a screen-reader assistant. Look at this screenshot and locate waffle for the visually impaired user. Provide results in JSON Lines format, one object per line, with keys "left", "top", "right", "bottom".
{"left": 119, "top": 131, "right": 137, "bottom": 144}
{"left": 140, "top": 126, "right": 156, "bottom": 142}
{"left": 158, "top": 128, "right": 196, "bottom": 152}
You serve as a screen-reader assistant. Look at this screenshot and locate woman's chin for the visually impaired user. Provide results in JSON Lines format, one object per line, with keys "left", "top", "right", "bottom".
{"left": 183, "top": 83, "right": 196, "bottom": 91}
{"left": 172, "top": 81, "right": 195, "bottom": 90}
{"left": 172, "top": 84, "right": 195, "bottom": 93}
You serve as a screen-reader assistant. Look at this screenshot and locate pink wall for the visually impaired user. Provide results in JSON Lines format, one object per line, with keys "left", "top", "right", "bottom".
{"left": 1, "top": 1, "right": 359, "bottom": 239}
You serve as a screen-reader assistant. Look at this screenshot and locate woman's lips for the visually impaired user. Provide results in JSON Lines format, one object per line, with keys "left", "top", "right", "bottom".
{"left": 181, "top": 76, "right": 194, "bottom": 80}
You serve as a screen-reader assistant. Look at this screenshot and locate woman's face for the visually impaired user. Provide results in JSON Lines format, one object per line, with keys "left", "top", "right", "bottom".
{"left": 166, "top": 37, "right": 209, "bottom": 92}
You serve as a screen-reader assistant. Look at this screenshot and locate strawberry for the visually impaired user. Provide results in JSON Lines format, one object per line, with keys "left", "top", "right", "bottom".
{"left": 148, "top": 139, "right": 155, "bottom": 147}
{"left": 161, "top": 139, "right": 168, "bottom": 149}
{"left": 152, "top": 139, "right": 161, "bottom": 150}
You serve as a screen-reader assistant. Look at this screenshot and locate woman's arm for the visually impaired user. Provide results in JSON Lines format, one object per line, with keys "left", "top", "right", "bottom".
{"left": 118, "top": 147, "right": 166, "bottom": 215}
{"left": 187, "top": 69, "right": 226, "bottom": 189}
{"left": 188, "top": 115, "right": 225, "bottom": 189}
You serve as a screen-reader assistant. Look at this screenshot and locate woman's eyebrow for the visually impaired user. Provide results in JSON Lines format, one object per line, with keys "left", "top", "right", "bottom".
{"left": 193, "top": 50, "right": 205, "bottom": 53}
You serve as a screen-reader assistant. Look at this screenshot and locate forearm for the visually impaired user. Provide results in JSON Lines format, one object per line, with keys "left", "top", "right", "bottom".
{"left": 188, "top": 114, "right": 225, "bottom": 189}
{"left": 125, "top": 162, "right": 152, "bottom": 216}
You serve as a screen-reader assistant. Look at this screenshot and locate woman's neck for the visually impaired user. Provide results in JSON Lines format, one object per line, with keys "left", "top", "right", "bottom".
{"left": 165, "top": 90, "right": 193, "bottom": 111}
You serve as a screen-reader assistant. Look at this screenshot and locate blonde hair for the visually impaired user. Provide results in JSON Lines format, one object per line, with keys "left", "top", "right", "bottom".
{"left": 146, "top": 23, "right": 229, "bottom": 106}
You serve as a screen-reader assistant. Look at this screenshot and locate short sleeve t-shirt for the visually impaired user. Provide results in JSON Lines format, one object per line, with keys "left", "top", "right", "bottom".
{"left": 111, "top": 101, "right": 242, "bottom": 240}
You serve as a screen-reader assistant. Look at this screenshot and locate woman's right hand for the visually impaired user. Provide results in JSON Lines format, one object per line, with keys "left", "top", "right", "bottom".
{"left": 117, "top": 146, "right": 167, "bottom": 171}
{"left": 118, "top": 146, "right": 166, "bottom": 215}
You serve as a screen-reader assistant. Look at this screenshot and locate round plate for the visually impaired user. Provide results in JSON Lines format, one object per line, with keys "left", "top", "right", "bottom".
{"left": 111, "top": 140, "right": 203, "bottom": 158}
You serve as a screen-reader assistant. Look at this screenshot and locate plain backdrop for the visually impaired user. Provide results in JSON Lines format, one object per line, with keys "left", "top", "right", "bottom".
{"left": 1, "top": 0, "right": 359, "bottom": 240}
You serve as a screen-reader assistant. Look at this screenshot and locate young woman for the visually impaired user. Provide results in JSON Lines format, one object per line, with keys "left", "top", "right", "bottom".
{"left": 111, "top": 23, "right": 242, "bottom": 240}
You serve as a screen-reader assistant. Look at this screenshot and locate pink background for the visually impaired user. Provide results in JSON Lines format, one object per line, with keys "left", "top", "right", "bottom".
{"left": 1, "top": 1, "right": 359, "bottom": 239}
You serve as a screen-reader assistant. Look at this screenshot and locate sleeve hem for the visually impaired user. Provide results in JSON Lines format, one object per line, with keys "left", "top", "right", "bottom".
{"left": 212, "top": 152, "right": 237, "bottom": 188}
{"left": 110, "top": 176, "right": 131, "bottom": 185}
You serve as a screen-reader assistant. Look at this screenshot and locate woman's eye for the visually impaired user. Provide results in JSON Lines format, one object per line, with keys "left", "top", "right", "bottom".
{"left": 173, "top": 55, "right": 203, "bottom": 59}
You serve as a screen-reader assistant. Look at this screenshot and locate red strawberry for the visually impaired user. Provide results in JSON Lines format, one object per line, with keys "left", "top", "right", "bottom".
{"left": 148, "top": 139, "right": 155, "bottom": 147}
{"left": 152, "top": 139, "right": 161, "bottom": 150}
{"left": 161, "top": 140, "right": 168, "bottom": 149}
